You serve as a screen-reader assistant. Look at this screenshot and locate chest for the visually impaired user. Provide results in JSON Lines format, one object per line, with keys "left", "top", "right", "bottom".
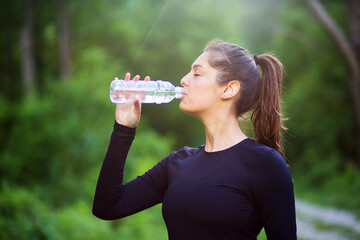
{"left": 162, "top": 157, "right": 259, "bottom": 229}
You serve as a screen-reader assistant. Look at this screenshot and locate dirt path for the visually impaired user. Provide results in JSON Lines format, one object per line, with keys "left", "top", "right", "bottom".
{"left": 296, "top": 199, "right": 360, "bottom": 240}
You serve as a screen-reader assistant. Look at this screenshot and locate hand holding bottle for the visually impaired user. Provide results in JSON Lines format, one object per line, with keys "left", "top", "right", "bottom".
{"left": 115, "top": 73, "right": 150, "bottom": 128}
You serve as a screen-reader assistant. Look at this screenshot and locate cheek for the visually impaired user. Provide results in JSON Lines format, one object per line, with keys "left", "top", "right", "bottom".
{"left": 184, "top": 88, "right": 217, "bottom": 109}
{"left": 181, "top": 79, "right": 220, "bottom": 108}
{"left": 197, "top": 84, "right": 218, "bottom": 100}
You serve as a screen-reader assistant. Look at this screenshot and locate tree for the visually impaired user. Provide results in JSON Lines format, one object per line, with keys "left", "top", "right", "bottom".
{"left": 305, "top": 0, "right": 360, "bottom": 165}
{"left": 20, "top": 0, "right": 36, "bottom": 95}
{"left": 58, "top": 0, "right": 71, "bottom": 80}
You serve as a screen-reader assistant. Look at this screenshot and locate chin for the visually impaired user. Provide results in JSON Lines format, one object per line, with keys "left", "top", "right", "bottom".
{"left": 179, "top": 100, "right": 190, "bottom": 112}
{"left": 179, "top": 101, "right": 200, "bottom": 118}
{"left": 179, "top": 101, "right": 187, "bottom": 112}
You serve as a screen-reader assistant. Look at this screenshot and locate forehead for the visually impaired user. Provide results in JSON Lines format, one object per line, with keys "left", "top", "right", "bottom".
{"left": 191, "top": 52, "right": 212, "bottom": 70}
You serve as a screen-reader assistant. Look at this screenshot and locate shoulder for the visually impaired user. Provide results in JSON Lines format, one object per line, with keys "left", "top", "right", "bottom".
{"left": 238, "top": 141, "right": 294, "bottom": 196}
{"left": 239, "top": 141, "right": 293, "bottom": 189}
{"left": 235, "top": 139, "right": 288, "bottom": 170}
{"left": 161, "top": 145, "right": 201, "bottom": 164}
{"left": 172, "top": 145, "right": 201, "bottom": 159}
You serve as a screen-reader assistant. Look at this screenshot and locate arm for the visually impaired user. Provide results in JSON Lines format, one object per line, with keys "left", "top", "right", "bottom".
{"left": 92, "top": 121, "right": 169, "bottom": 220}
{"left": 93, "top": 73, "right": 167, "bottom": 220}
{"left": 250, "top": 149, "right": 297, "bottom": 239}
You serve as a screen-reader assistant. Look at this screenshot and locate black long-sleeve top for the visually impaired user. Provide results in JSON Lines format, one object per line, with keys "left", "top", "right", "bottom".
{"left": 93, "top": 122, "right": 297, "bottom": 240}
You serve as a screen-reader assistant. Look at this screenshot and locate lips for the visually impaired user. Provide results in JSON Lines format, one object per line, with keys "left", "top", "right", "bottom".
{"left": 180, "top": 92, "right": 187, "bottom": 100}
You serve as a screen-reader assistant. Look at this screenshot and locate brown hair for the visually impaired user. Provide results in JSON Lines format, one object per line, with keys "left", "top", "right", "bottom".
{"left": 204, "top": 39, "right": 287, "bottom": 160}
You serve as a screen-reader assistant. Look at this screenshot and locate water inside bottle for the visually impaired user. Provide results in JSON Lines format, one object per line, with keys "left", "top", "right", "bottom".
{"left": 110, "top": 89, "right": 179, "bottom": 104}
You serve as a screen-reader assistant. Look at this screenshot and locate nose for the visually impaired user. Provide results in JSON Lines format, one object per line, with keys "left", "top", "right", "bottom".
{"left": 180, "top": 74, "right": 189, "bottom": 87}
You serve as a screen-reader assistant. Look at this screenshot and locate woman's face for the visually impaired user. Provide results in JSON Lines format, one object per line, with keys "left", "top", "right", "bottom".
{"left": 179, "top": 51, "right": 224, "bottom": 117}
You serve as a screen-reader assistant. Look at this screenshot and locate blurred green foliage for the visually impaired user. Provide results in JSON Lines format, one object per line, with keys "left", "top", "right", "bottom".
{"left": 0, "top": 76, "right": 174, "bottom": 239}
{"left": 0, "top": 0, "right": 359, "bottom": 239}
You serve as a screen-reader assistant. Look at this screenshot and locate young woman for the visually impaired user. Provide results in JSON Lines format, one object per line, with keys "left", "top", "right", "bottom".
{"left": 93, "top": 40, "right": 297, "bottom": 239}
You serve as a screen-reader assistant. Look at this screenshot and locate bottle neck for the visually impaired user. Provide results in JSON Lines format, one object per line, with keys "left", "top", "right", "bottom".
{"left": 175, "top": 87, "right": 184, "bottom": 99}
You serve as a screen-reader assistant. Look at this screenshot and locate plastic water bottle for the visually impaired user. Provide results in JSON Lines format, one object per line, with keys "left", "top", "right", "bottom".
{"left": 110, "top": 79, "right": 184, "bottom": 104}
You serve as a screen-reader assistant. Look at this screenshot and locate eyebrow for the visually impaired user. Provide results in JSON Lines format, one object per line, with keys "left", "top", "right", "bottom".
{"left": 191, "top": 64, "right": 204, "bottom": 70}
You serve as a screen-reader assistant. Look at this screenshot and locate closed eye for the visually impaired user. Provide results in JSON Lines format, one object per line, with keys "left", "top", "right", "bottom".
{"left": 193, "top": 74, "right": 201, "bottom": 77}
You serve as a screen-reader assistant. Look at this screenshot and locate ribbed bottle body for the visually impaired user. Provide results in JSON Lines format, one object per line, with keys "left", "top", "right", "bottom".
{"left": 110, "top": 80, "right": 184, "bottom": 104}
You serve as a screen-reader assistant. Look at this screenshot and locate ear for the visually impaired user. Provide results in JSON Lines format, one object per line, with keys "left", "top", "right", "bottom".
{"left": 221, "top": 80, "right": 240, "bottom": 99}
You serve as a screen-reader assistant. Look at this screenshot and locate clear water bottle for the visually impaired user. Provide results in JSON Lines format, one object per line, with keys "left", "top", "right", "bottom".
{"left": 110, "top": 79, "right": 184, "bottom": 104}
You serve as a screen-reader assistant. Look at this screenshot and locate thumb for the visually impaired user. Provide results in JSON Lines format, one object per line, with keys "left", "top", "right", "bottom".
{"left": 133, "top": 99, "right": 142, "bottom": 116}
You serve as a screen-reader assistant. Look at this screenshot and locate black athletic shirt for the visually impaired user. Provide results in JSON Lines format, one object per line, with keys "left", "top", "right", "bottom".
{"left": 93, "top": 122, "right": 297, "bottom": 240}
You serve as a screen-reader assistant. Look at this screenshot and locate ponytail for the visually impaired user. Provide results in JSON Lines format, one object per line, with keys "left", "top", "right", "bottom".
{"left": 251, "top": 54, "right": 287, "bottom": 159}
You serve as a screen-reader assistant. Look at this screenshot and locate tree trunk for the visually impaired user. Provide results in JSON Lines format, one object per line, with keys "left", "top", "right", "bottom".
{"left": 349, "top": 0, "right": 360, "bottom": 164}
{"left": 306, "top": 0, "right": 360, "bottom": 165}
{"left": 349, "top": 0, "right": 360, "bottom": 58}
{"left": 20, "top": 0, "right": 36, "bottom": 95}
{"left": 58, "top": 0, "right": 71, "bottom": 80}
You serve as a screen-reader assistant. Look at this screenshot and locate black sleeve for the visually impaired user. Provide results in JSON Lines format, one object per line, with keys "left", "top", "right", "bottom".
{"left": 250, "top": 149, "right": 297, "bottom": 240}
{"left": 92, "top": 121, "right": 170, "bottom": 220}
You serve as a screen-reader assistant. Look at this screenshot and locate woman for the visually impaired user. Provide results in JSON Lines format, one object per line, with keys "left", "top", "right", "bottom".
{"left": 93, "top": 40, "right": 297, "bottom": 239}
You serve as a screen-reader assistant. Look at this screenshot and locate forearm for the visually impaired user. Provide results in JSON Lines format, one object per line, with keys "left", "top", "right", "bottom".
{"left": 92, "top": 121, "right": 136, "bottom": 219}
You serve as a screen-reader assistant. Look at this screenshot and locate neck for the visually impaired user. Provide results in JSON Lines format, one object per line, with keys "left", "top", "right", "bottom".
{"left": 201, "top": 111, "right": 247, "bottom": 152}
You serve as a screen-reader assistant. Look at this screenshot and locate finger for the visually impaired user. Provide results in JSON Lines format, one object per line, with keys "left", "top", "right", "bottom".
{"left": 144, "top": 76, "right": 150, "bottom": 82}
{"left": 115, "top": 77, "right": 119, "bottom": 80}
{"left": 124, "top": 72, "right": 131, "bottom": 81}
{"left": 133, "top": 98, "right": 142, "bottom": 114}
{"left": 133, "top": 75, "right": 140, "bottom": 82}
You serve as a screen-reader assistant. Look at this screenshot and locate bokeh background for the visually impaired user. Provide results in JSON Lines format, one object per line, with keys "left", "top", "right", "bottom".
{"left": 1, "top": 0, "right": 359, "bottom": 239}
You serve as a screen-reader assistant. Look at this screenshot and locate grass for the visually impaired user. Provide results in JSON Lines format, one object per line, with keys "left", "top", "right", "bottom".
{"left": 292, "top": 165, "right": 360, "bottom": 219}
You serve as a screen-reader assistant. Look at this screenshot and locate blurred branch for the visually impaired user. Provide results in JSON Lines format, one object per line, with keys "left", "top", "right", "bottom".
{"left": 306, "top": 0, "right": 359, "bottom": 78}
